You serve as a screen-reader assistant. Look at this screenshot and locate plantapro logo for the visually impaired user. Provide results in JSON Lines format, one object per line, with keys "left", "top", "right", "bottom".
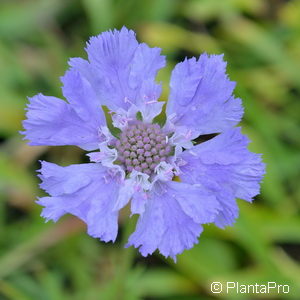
{"left": 210, "top": 281, "right": 290, "bottom": 294}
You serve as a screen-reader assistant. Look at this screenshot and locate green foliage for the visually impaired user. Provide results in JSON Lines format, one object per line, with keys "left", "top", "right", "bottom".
{"left": 0, "top": 0, "right": 299, "bottom": 299}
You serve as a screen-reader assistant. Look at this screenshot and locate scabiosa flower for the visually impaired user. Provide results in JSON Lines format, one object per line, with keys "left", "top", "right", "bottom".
{"left": 22, "top": 27, "right": 265, "bottom": 261}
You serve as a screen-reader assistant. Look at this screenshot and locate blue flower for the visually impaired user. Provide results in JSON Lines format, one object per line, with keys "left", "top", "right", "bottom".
{"left": 22, "top": 27, "right": 265, "bottom": 261}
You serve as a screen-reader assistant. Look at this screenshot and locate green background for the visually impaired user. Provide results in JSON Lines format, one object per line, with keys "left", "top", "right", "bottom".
{"left": 0, "top": 0, "right": 300, "bottom": 299}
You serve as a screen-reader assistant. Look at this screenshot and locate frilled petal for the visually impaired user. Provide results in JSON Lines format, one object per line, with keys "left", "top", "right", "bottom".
{"left": 127, "top": 181, "right": 219, "bottom": 261}
{"left": 60, "top": 69, "right": 105, "bottom": 126}
{"left": 166, "top": 54, "right": 243, "bottom": 136}
{"left": 167, "top": 181, "right": 220, "bottom": 224}
{"left": 135, "top": 80, "right": 164, "bottom": 122}
{"left": 37, "top": 161, "right": 120, "bottom": 242}
{"left": 130, "top": 192, "right": 148, "bottom": 215}
{"left": 179, "top": 128, "right": 265, "bottom": 227}
{"left": 212, "top": 190, "right": 239, "bottom": 229}
{"left": 113, "top": 170, "right": 151, "bottom": 211}
{"left": 22, "top": 70, "right": 105, "bottom": 150}
{"left": 70, "top": 27, "right": 165, "bottom": 112}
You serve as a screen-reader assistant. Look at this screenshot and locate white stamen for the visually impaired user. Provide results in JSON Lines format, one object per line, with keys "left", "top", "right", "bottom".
{"left": 145, "top": 100, "right": 157, "bottom": 105}
{"left": 124, "top": 97, "right": 133, "bottom": 104}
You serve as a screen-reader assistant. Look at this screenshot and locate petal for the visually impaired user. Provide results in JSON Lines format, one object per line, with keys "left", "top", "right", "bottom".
{"left": 38, "top": 161, "right": 91, "bottom": 196}
{"left": 111, "top": 105, "right": 138, "bottom": 130}
{"left": 136, "top": 80, "right": 164, "bottom": 122}
{"left": 179, "top": 128, "right": 265, "bottom": 227}
{"left": 61, "top": 69, "right": 105, "bottom": 125}
{"left": 126, "top": 188, "right": 165, "bottom": 257}
{"left": 167, "top": 181, "right": 220, "bottom": 224}
{"left": 129, "top": 43, "right": 165, "bottom": 91}
{"left": 167, "top": 125, "right": 194, "bottom": 151}
{"left": 77, "top": 27, "right": 165, "bottom": 111}
{"left": 113, "top": 170, "right": 151, "bottom": 211}
{"left": 87, "top": 144, "right": 117, "bottom": 169}
{"left": 110, "top": 81, "right": 163, "bottom": 128}
{"left": 139, "top": 101, "right": 164, "bottom": 123}
{"left": 154, "top": 161, "right": 175, "bottom": 182}
{"left": 37, "top": 161, "right": 121, "bottom": 242}
{"left": 213, "top": 190, "right": 239, "bottom": 228}
{"left": 127, "top": 181, "right": 217, "bottom": 261}
{"left": 22, "top": 70, "right": 105, "bottom": 150}
{"left": 130, "top": 192, "right": 148, "bottom": 215}
{"left": 166, "top": 54, "right": 243, "bottom": 135}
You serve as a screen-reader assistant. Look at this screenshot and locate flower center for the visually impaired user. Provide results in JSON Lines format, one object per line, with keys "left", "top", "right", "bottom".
{"left": 115, "top": 121, "right": 171, "bottom": 175}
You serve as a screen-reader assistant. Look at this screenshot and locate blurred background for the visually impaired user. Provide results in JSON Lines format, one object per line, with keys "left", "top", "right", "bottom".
{"left": 0, "top": 0, "right": 300, "bottom": 299}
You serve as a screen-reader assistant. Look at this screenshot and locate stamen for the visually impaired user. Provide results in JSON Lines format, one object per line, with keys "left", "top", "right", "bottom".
{"left": 145, "top": 100, "right": 157, "bottom": 104}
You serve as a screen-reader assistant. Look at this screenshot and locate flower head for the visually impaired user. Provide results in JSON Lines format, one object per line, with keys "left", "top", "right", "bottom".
{"left": 22, "top": 27, "right": 265, "bottom": 261}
